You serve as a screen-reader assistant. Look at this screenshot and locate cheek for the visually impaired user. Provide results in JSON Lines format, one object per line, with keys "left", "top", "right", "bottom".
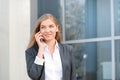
{"left": 40, "top": 30, "right": 44, "bottom": 34}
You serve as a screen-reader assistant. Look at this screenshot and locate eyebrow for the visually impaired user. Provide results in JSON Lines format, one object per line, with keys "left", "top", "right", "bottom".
{"left": 40, "top": 25, "right": 45, "bottom": 27}
{"left": 41, "top": 24, "right": 55, "bottom": 26}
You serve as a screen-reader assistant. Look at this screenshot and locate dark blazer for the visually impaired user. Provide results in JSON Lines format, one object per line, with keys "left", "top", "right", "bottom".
{"left": 25, "top": 43, "right": 77, "bottom": 80}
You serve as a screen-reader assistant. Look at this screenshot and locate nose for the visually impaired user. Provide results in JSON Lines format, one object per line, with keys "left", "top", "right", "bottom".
{"left": 45, "top": 27, "right": 50, "bottom": 32}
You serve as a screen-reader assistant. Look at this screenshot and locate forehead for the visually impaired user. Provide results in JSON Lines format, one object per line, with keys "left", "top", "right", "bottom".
{"left": 41, "top": 19, "right": 55, "bottom": 26}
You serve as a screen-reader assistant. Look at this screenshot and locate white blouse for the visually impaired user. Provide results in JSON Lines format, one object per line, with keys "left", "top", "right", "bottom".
{"left": 34, "top": 42, "right": 62, "bottom": 80}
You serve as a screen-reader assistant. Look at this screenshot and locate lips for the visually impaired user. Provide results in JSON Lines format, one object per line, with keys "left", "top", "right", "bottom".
{"left": 44, "top": 34, "right": 52, "bottom": 37}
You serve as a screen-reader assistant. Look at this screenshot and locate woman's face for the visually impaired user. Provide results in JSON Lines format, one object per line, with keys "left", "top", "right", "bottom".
{"left": 40, "top": 19, "right": 58, "bottom": 42}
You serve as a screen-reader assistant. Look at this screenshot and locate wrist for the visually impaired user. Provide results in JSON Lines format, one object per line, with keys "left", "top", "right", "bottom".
{"left": 37, "top": 49, "right": 44, "bottom": 59}
{"left": 37, "top": 53, "right": 43, "bottom": 59}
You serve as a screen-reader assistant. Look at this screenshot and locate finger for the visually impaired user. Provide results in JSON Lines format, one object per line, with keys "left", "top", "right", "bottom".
{"left": 35, "top": 32, "right": 40, "bottom": 37}
{"left": 36, "top": 34, "right": 43, "bottom": 40}
{"left": 36, "top": 35, "right": 44, "bottom": 41}
{"left": 35, "top": 32, "right": 42, "bottom": 39}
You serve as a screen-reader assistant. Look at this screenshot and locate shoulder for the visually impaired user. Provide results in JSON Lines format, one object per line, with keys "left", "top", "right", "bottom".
{"left": 59, "top": 43, "right": 73, "bottom": 51}
{"left": 25, "top": 44, "right": 38, "bottom": 57}
{"left": 25, "top": 44, "right": 38, "bottom": 52}
{"left": 64, "top": 44, "right": 72, "bottom": 49}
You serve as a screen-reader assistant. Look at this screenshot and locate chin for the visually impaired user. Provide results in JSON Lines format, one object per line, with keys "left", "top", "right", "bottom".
{"left": 45, "top": 38, "right": 55, "bottom": 42}
{"left": 44, "top": 38, "right": 52, "bottom": 41}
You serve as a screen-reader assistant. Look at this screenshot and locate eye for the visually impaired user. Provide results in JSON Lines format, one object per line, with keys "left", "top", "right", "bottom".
{"left": 49, "top": 25, "right": 54, "bottom": 28}
{"left": 40, "top": 25, "right": 46, "bottom": 29}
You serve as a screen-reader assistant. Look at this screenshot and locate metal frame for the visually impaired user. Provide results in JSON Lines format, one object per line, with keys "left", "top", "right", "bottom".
{"left": 61, "top": 0, "right": 65, "bottom": 42}
{"left": 110, "top": 0, "right": 115, "bottom": 80}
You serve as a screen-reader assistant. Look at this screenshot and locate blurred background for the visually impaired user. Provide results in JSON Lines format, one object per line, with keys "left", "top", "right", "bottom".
{"left": 0, "top": 0, "right": 120, "bottom": 80}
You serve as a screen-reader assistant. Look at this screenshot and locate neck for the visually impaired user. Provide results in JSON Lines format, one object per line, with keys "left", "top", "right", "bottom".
{"left": 45, "top": 39, "right": 56, "bottom": 48}
{"left": 45, "top": 39, "right": 56, "bottom": 55}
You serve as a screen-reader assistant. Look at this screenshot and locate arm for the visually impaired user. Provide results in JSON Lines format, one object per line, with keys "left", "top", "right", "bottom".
{"left": 25, "top": 32, "right": 45, "bottom": 79}
{"left": 25, "top": 49, "right": 44, "bottom": 80}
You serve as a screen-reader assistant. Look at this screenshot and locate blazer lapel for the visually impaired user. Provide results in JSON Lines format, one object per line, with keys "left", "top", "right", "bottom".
{"left": 58, "top": 44, "right": 65, "bottom": 80}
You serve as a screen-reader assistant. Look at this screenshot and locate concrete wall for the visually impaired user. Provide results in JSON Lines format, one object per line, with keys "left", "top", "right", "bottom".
{"left": 30, "top": 0, "right": 38, "bottom": 33}
{"left": 0, "top": 0, "right": 30, "bottom": 80}
{"left": 0, "top": 0, "right": 9, "bottom": 80}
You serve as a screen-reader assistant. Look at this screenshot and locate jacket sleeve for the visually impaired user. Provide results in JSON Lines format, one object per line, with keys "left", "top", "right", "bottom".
{"left": 25, "top": 49, "right": 44, "bottom": 80}
{"left": 70, "top": 46, "right": 77, "bottom": 80}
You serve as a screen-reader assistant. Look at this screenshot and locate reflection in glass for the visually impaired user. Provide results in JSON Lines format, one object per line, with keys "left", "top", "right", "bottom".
{"left": 64, "top": 0, "right": 111, "bottom": 40}
{"left": 69, "top": 41, "right": 111, "bottom": 80}
{"left": 114, "top": 0, "right": 120, "bottom": 36}
{"left": 115, "top": 40, "right": 120, "bottom": 80}
{"left": 65, "top": 0, "right": 86, "bottom": 40}
{"left": 96, "top": 41, "right": 112, "bottom": 80}
{"left": 70, "top": 43, "right": 85, "bottom": 80}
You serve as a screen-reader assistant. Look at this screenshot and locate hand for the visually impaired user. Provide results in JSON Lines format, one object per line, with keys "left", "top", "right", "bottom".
{"left": 35, "top": 32, "right": 45, "bottom": 58}
{"left": 35, "top": 31, "right": 45, "bottom": 48}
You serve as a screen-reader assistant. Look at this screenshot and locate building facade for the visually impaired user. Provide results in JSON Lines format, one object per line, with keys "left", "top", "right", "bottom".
{"left": 36, "top": 0, "right": 120, "bottom": 80}
{"left": 0, "top": 0, "right": 120, "bottom": 80}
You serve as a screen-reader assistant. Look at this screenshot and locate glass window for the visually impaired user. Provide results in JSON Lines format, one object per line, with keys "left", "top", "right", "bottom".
{"left": 61, "top": 0, "right": 120, "bottom": 80}
{"left": 64, "top": 0, "right": 111, "bottom": 41}
{"left": 114, "top": 0, "right": 120, "bottom": 36}
{"left": 96, "top": 0, "right": 111, "bottom": 38}
{"left": 64, "top": 0, "right": 86, "bottom": 40}
{"left": 69, "top": 41, "right": 111, "bottom": 80}
{"left": 96, "top": 41, "right": 112, "bottom": 80}
{"left": 115, "top": 40, "right": 120, "bottom": 80}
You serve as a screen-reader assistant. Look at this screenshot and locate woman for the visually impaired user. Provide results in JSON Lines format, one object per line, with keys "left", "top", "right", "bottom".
{"left": 25, "top": 13, "right": 76, "bottom": 80}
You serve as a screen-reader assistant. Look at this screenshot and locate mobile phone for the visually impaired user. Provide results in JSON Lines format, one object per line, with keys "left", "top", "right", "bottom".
{"left": 40, "top": 35, "right": 45, "bottom": 42}
{"left": 40, "top": 38, "right": 45, "bottom": 42}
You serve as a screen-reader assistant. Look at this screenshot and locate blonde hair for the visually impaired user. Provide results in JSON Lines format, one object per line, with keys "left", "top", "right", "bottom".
{"left": 27, "top": 13, "right": 61, "bottom": 48}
